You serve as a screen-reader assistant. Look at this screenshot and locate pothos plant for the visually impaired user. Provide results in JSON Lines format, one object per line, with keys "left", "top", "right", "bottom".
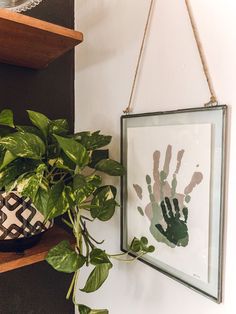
{"left": 0, "top": 109, "right": 155, "bottom": 314}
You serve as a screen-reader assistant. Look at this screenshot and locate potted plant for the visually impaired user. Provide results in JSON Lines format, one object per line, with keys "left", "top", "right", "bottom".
{"left": 0, "top": 109, "right": 155, "bottom": 313}
{"left": 0, "top": 109, "right": 55, "bottom": 252}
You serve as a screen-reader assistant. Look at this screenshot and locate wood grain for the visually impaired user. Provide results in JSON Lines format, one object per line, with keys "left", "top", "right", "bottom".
{"left": 0, "top": 9, "right": 83, "bottom": 69}
{"left": 0, "top": 225, "right": 75, "bottom": 273}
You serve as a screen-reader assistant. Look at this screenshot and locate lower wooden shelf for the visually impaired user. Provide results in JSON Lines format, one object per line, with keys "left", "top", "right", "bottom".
{"left": 0, "top": 225, "right": 74, "bottom": 273}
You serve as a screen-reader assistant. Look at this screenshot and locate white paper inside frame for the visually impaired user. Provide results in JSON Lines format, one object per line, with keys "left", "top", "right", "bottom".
{"left": 127, "top": 123, "right": 211, "bottom": 283}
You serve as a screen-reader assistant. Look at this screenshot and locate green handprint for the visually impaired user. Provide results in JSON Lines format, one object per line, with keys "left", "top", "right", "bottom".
{"left": 133, "top": 145, "right": 203, "bottom": 248}
{"left": 156, "top": 197, "right": 189, "bottom": 247}
{"left": 144, "top": 174, "right": 175, "bottom": 247}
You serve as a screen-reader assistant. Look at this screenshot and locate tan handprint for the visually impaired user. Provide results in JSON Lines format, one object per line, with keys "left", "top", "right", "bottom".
{"left": 133, "top": 145, "right": 203, "bottom": 247}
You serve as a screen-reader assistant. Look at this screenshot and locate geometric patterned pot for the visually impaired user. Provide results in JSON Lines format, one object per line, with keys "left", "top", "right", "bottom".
{"left": 0, "top": 191, "right": 53, "bottom": 251}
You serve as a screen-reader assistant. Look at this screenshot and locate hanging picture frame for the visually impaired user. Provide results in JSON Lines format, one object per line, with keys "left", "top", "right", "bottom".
{"left": 121, "top": 105, "right": 227, "bottom": 303}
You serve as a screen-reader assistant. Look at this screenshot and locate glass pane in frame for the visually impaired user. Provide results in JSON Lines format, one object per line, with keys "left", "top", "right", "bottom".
{"left": 121, "top": 105, "right": 227, "bottom": 302}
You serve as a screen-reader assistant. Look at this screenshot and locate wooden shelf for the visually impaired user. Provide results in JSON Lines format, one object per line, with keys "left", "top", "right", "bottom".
{"left": 0, "top": 9, "right": 83, "bottom": 69}
{"left": 0, "top": 225, "right": 74, "bottom": 274}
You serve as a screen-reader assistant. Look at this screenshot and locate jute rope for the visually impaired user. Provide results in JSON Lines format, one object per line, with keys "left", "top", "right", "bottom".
{"left": 185, "top": 0, "right": 218, "bottom": 107}
{"left": 123, "top": 0, "right": 154, "bottom": 114}
{"left": 123, "top": 0, "right": 218, "bottom": 114}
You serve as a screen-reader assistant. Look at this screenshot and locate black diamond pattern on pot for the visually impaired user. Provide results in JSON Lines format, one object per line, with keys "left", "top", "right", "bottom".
{"left": 16, "top": 197, "right": 37, "bottom": 235}
{"left": 0, "top": 193, "right": 9, "bottom": 240}
{"left": 0, "top": 209, "right": 7, "bottom": 224}
{"left": 0, "top": 215, "right": 8, "bottom": 240}
{"left": 5, "top": 193, "right": 23, "bottom": 211}
{"left": 6, "top": 224, "right": 24, "bottom": 239}
{"left": 0, "top": 192, "right": 52, "bottom": 240}
{"left": 33, "top": 221, "right": 50, "bottom": 234}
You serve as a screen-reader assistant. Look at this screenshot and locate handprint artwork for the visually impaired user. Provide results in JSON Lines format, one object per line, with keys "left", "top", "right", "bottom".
{"left": 125, "top": 123, "right": 211, "bottom": 281}
{"left": 157, "top": 197, "right": 188, "bottom": 246}
{"left": 133, "top": 145, "right": 203, "bottom": 248}
{"left": 122, "top": 108, "right": 226, "bottom": 297}
{"left": 121, "top": 106, "right": 226, "bottom": 300}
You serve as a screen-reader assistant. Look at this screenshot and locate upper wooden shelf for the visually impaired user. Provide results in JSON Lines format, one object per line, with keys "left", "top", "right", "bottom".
{"left": 0, "top": 9, "right": 83, "bottom": 69}
{"left": 0, "top": 225, "right": 75, "bottom": 274}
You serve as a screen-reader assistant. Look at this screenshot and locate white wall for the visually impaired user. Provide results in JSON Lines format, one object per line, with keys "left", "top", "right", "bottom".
{"left": 75, "top": 1, "right": 236, "bottom": 313}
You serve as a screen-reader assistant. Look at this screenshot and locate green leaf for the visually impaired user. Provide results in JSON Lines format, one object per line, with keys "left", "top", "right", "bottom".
{"left": 0, "top": 126, "right": 14, "bottom": 138}
{"left": 0, "top": 132, "right": 45, "bottom": 160}
{"left": 73, "top": 174, "right": 102, "bottom": 204}
{"left": 73, "top": 175, "right": 88, "bottom": 204}
{"left": 16, "top": 164, "right": 46, "bottom": 201}
{"left": 95, "top": 159, "right": 125, "bottom": 176}
{"left": 47, "top": 181, "right": 64, "bottom": 211}
{"left": 78, "top": 305, "right": 91, "bottom": 314}
{"left": 91, "top": 186, "right": 117, "bottom": 221}
{"left": 54, "top": 135, "right": 89, "bottom": 168}
{"left": 55, "top": 151, "right": 76, "bottom": 171}
{"left": 0, "top": 145, "right": 5, "bottom": 166}
{"left": 89, "top": 150, "right": 109, "bottom": 169}
{"left": 140, "top": 236, "right": 148, "bottom": 246}
{"left": 46, "top": 142, "right": 60, "bottom": 160}
{"left": 16, "top": 125, "right": 45, "bottom": 141}
{"left": 27, "top": 110, "right": 50, "bottom": 138}
{"left": 0, "top": 150, "right": 17, "bottom": 170}
{"left": 49, "top": 119, "right": 69, "bottom": 136}
{"left": 55, "top": 186, "right": 74, "bottom": 217}
{"left": 93, "top": 185, "right": 117, "bottom": 198}
{"left": 0, "top": 159, "right": 40, "bottom": 190}
{"left": 74, "top": 131, "right": 111, "bottom": 150}
{"left": 92, "top": 199, "right": 116, "bottom": 221}
{"left": 45, "top": 181, "right": 67, "bottom": 219}
{"left": 34, "top": 188, "right": 49, "bottom": 218}
{"left": 78, "top": 305, "right": 108, "bottom": 314}
{"left": 44, "top": 183, "right": 74, "bottom": 220}
{"left": 139, "top": 236, "right": 151, "bottom": 253}
{"left": 87, "top": 175, "right": 102, "bottom": 188}
{"left": 5, "top": 172, "right": 26, "bottom": 193}
{"left": 0, "top": 109, "right": 14, "bottom": 128}
{"left": 147, "top": 245, "right": 155, "bottom": 253}
{"left": 16, "top": 174, "right": 38, "bottom": 199}
{"left": 46, "top": 240, "right": 86, "bottom": 273}
{"left": 129, "top": 237, "right": 155, "bottom": 254}
{"left": 80, "top": 263, "right": 112, "bottom": 293}
{"left": 129, "top": 238, "right": 141, "bottom": 253}
{"left": 0, "top": 164, "right": 20, "bottom": 189}
{"left": 90, "top": 310, "right": 108, "bottom": 314}
{"left": 90, "top": 249, "right": 111, "bottom": 266}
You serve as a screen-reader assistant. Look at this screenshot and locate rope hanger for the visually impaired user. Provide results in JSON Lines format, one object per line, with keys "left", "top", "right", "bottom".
{"left": 123, "top": 0, "right": 218, "bottom": 114}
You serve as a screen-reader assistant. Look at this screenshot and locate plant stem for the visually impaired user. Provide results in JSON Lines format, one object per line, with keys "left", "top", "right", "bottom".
{"left": 68, "top": 210, "right": 76, "bottom": 229}
{"left": 87, "top": 232, "right": 105, "bottom": 245}
{"left": 82, "top": 232, "right": 90, "bottom": 266}
{"left": 81, "top": 225, "right": 95, "bottom": 249}
{"left": 59, "top": 172, "right": 68, "bottom": 181}
{"left": 80, "top": 215, "right": 94, "bottom": 222}
{"left": 62, "top": 218, "right": 73, "bottom": 229}
{"left": 110, "top": 253, "right": 145, "bottom": 262}
{"left": 80, "top": 219, "right": 104, "bottom": 245}
{"left": 74, "top": 208, "right": 83, "bottom": 253}
{"left": 46, "top": 166, "right": 57, "bottom": 179}
{"left": 73, "top": 270, "right": 79, "bottom": 304}
{"left": 108, "top": 252, "right": 128, "bottom": 257}
{"left": 66, "top": 272, "right": 76, "bottom": 300}
{"left": 68, "top": 209, "right": 83, "bottom": 304}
